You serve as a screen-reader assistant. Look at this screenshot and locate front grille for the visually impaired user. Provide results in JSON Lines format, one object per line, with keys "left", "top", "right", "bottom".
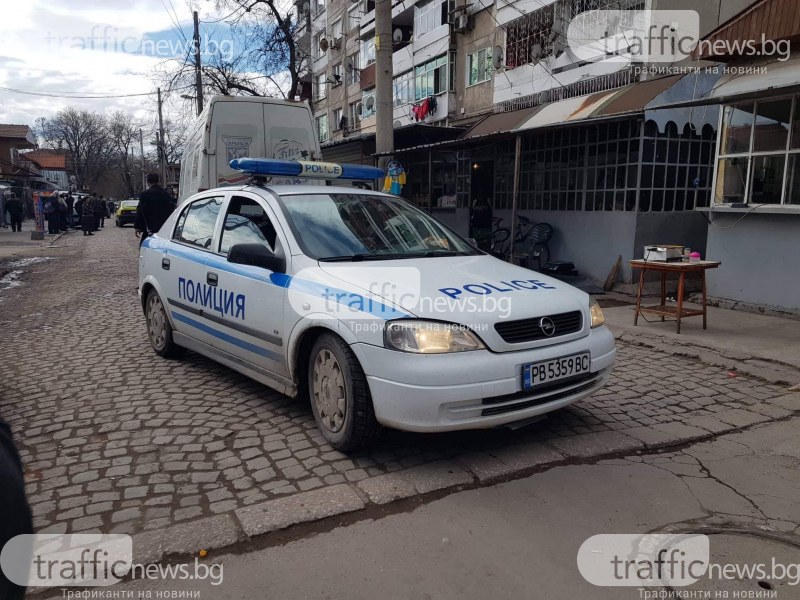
{"left": 481, "top": 373, "right": 601, "bottom": 417}
{"left": 495, "top": 310, "right": 583, "bottom": 344}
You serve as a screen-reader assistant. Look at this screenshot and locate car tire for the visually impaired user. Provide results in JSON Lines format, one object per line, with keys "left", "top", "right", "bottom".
{"left": 308, "top": 333, "right": 381, "bottom": 451}
{"left": 145, "top": 289, "right": 183, "bottom": 358}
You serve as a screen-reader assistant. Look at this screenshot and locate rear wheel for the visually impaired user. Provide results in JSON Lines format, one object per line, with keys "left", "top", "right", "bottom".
{"left": 145, "top": 289, "right": 183, "bottom": 358}
{"left": 308, "top": 333, "right": 381, "bottom": 451}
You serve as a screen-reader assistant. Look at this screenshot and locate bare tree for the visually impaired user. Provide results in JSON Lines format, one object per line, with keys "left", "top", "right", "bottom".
{"left": 158, "top": 0, "right": 308, "bottom": 101}
{"left": 36, "top": 108, "right": 116, "bottom": 189}
{"left": 108, "top": 111, "right": 146, "bottom": 197}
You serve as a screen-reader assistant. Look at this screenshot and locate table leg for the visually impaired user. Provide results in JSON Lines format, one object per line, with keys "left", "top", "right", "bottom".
{"left": 676, "top": 271, "right": 685, "bottom": 334}
{"left": 660, "top": 271, "right": 666, "bottom": 322}
{"left": 634, "top": 268, "right": 646, "bottom": 326}
{"left": 702, "top": 270, "right": 708, "bottom": 329}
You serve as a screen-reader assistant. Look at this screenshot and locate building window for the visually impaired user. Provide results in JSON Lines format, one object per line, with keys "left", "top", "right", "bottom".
{"left": 716, "top": 96, "right": 800, "bottom": 206}
{"left": 314, "top": 0, "right": 325, "bottom": 16}
{"left": 414, "top": 0, "right": 448, "bottom": 38}
{"left": 393, "top": 71, "right": 413, "bottom": 107}
{"left": 505, "top": 6, "right": 554, "bottom": 69}
{"left": 332, "top": 63, "right": 342, "bottom": 85}
{"left": 414, "top": 54, "right": 447, "bottom": 100}
{"left": 468, "top": 47, "right": 492, "bottom": 86}
{"left": 350, "top": 101, "right": 361, "bottom": 126}
{"left": 360, "top": 36, "right": 375, "bottom": 66}
{"left": 347, "top": 4, "right": 360, "bottom": 33}
{"left": 313, "top": 31, "right": 325, "bottom": 59}
{"left": 333, "top": 108, "right": 343, "bottom": 130}
{"left": 330, "top": 18, "right": 342, "bottom": 40}
{"left": 361, "top": 88, "right": 376, "bottom": 118}
{"left": 317, "top": 114, "right": 329, "bottom": 142}
{"left": 347, "top": 52, "right": 360, "bottom": 85}
{"left": 315, "top": 73, "right": 327, "bottom": 100}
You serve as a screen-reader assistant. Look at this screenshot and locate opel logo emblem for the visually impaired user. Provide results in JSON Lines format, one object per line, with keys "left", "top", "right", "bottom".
{"left": 539, "top": 317, "right": 556, "bottom": 337}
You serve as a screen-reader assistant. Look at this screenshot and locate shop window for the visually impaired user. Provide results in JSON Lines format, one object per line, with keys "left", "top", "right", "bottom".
{"left": 721, "top": 104, "right": 753, "bottom": 154}
{"left": 714, "top": 157, "right": 748, "bottom": 203}
{"left": 753, "top": 98, "right": 791, "bottom": 152}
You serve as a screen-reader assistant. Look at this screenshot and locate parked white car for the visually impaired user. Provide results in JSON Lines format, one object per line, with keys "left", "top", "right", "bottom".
{"left": 139, "top": 159, "right": 616, "bottom": 450}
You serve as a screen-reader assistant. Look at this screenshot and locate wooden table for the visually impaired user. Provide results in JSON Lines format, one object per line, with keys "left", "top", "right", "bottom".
{"left": 629, "top": 260, "right": 721, "bottom": 334}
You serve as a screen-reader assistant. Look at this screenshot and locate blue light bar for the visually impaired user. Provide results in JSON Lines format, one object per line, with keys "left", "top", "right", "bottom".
{"left": 230, "top": 158, "right": 384, "bottom": 181}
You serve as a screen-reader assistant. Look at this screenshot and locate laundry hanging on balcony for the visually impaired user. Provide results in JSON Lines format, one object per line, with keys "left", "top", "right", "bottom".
{"left": 411, "top": 96, "right": 438, "bottom": 121}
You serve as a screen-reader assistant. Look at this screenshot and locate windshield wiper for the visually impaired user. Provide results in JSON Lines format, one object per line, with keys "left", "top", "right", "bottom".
{"left": 319, "top": 253, "right": 412, "bottom": 262}
{"left": 421, "top": 250, "right": 476, "bottom": 257}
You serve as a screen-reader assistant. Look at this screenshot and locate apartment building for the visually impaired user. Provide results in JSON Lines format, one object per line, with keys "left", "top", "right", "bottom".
{"left": 303, "top": 0, "right": 764, "bottom": 285}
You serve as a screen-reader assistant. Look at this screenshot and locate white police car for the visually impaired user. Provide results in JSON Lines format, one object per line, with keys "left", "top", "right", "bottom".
{"left": 139, "top": 159, "right": 616, "bottom": 450}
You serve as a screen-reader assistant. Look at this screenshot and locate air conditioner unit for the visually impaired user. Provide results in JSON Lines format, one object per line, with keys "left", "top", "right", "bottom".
{"left": 453, "top": 12, "right": 472, "bottom": 33}
{"left": 329, "top": 37, "right": 341, "bottom": 50}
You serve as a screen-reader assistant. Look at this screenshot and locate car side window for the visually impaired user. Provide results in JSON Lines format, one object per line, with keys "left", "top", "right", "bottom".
{"left": 173, "top": 197, "right": 223, "bottom": 249}
{"left": 219, "top": 196, "right": 279, "bottom": 256}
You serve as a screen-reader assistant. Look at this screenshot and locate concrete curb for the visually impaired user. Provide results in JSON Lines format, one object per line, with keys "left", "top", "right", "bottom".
{"left": 611, "top": 329, "right": 800, "bottom": 386}
{"left": 129, "top": 403, "right": 800, "bottom": 564}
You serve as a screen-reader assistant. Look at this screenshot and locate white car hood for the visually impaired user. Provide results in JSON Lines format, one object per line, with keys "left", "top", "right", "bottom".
{"left": 316, "top": 255, "right": 590, "bottom": 350}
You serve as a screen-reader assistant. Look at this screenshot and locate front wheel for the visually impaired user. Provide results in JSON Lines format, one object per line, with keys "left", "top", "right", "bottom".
{"left": 308, "top": 333, "right": 381, "bottom": 451}
{"left": 145, "top": 289, "right": 183, "bottom": 358}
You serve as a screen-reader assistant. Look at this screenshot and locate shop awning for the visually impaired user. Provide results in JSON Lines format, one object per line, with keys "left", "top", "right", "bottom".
{"left": 646, "top": 57, "right": 800, "bottom": 110}
{"left": 514, "top": 75, "right": 680, "bottom": 132}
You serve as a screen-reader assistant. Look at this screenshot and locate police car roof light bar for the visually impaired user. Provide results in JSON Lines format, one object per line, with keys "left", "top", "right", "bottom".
{"left": 230, "top": 158, "right": 384, "bottom": 181}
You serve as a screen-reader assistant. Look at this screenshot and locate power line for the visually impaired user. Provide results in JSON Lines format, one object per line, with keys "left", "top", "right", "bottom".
{"left": 0, "top": 86, "right": 156, "bottom": 99}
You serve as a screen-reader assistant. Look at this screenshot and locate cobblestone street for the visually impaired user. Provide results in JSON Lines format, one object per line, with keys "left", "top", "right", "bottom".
{"left": 0, "top": 226, "right": 795, "bottom": 553}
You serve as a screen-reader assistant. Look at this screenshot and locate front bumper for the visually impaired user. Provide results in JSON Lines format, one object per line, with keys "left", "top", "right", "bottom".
{"left": 350, "top": 326, "right": 616, "bottom": 432}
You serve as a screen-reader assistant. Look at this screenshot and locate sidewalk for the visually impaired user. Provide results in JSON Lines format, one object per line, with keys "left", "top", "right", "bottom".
{"left": 0, "top": 218, "right": 67, "bottom": 261}
{"left": 603, "top": 300, "right": 800, "bottom": 386}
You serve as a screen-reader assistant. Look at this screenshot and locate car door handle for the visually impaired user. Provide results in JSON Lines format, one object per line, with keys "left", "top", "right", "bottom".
{"left": 207, "top": 272, "right": 218, "bottom": 286}
{"left": 161, "top": 258, "right": 170, "bottom": 270}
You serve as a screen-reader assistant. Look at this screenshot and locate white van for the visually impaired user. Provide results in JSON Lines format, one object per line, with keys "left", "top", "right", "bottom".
{"left": 178, "top": 96, "right": 321, "bottom": 202}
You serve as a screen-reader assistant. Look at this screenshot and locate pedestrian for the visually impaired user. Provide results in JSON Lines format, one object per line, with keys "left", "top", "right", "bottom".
{"left": 0, "top": 417, "right": 33, "bottom": 600}
{"left": 0, "top": 190, "right": 8, "bottom": 229}
{"left": 97, "top": 194, "right": 107, "bottom": 228}
{"left": 81, "top": 194, "right": 95, "bottom": 235}
{"left": 65, "top": 194, "right": 75, "bottom": 229}
{"left": 5, "top": 193, "right": 23, "bottom": 232}
{"left": 135, "top": 173, "right": 176, "bottom": 246}
{"left": 44, "top": 195, "right": 60, "bottom": 234}
{"left": 91, "top": 192, "right": 103, "bottom": 231}
{"left": 57, "top": 193, "right": 69, "bottom": 232}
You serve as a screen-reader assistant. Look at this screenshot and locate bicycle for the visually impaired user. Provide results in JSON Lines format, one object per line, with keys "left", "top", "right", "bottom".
{"left": 502, "top": 215, "right": 553, "bottom": 271}
{"left": 473, "top": 217, "right": 511, "bottom": 257}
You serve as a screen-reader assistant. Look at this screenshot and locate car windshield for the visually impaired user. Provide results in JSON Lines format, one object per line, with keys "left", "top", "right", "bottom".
{"left": 278, "top": 193, "right": 479, "bottom": 261}
{"left": 121, "top": 201, "right": 138, "bottom": 208}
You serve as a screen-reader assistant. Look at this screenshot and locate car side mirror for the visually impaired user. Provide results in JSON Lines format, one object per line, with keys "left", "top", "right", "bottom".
{"left": 227, "top": 243, "right": 285, "bottom": 273}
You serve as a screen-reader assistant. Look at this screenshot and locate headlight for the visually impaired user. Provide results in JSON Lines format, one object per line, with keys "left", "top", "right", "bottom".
{"left": 590, "top": 297, "right": 605, "bottom": 328}
{"left": 385, "top": 320, "right": 485, "bottom": 353}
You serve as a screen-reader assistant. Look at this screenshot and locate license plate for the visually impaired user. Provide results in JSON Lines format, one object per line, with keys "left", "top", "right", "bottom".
{"left": 522, "top": 352, "right": 591, "bottom": 390}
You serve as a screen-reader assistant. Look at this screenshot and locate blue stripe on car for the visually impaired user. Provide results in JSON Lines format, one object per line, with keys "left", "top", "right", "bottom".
{"left": 172, "top": 312, "right": 282, "bottom": 361}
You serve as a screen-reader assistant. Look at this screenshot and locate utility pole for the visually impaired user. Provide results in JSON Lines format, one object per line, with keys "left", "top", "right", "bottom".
{"left": 157, "top": 87, "right": 166, "bottom": 185}
{"left": 193, "top": 11, "right": 204, "bottom": 115}
{"left": 139, "top": 127, "right": 146, "bottom": 193}
{"left": 374, "top": 0, "right": 393, "bottom": 175}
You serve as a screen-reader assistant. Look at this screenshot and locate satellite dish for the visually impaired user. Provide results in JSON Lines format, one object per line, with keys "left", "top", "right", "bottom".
{"left": 392, "top": 28, "right": 403, "bottom": 43}
{"left": 365, "top": 96, "right": 375, "bottom": 111}
{"left": 493, "top": 45, "right": 504, "bottom": 69}
{"left": 393, "top": 120, "right": 402, "bottom": 128}
{"left": 356, "top": 101, "right": 364, "bottom": 116}
{"left": 319, "top": 37, "right": 329, "bottom": 52}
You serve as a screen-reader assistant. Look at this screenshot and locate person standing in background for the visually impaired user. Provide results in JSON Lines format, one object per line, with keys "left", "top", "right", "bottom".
{"left": 5, "top": 193, "right": 23, "bottom": 232}
{"left": 135, "top": 173, "right": 175, "bottom": 246}
{"left": 65, "top": 194, "right": 75, "bottom": 229}
{"left": 82, "top": 194, "right": 95, "bottom": 235}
